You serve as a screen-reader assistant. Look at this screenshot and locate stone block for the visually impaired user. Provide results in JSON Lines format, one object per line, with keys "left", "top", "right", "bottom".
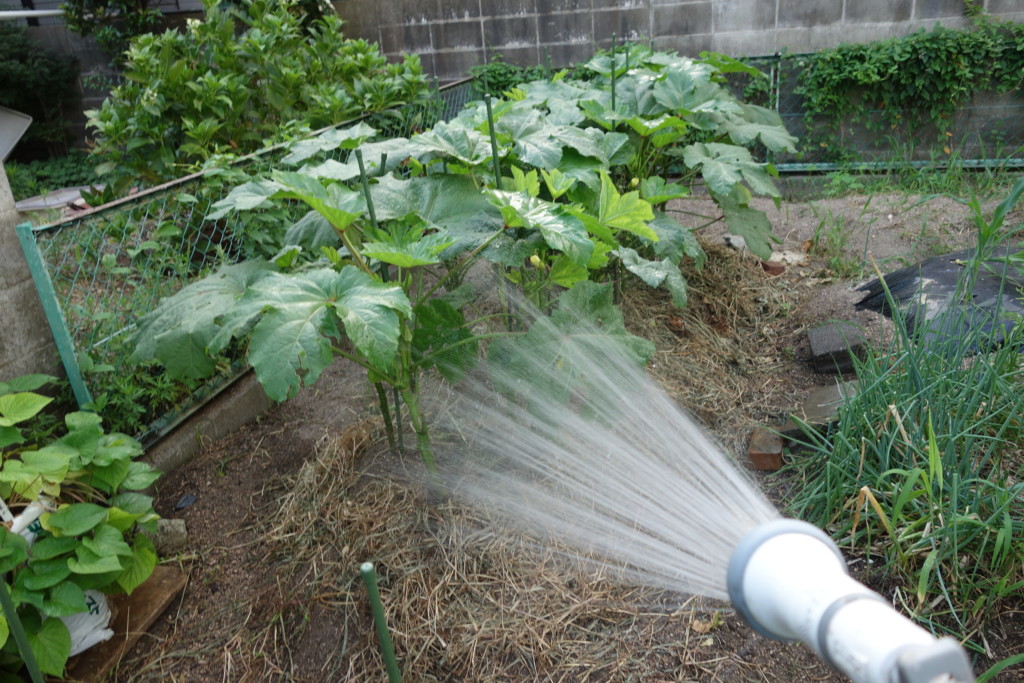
{"left": 540, "top": 12, "right": 593, "bottom": 43}
{"left": 492, "top": 45, "right": 542, "bottom": 66}
{"left": 545, "top": 42, "right": 595, "bottom": 69}
{"left": 144, "top": 372, "right": 274, "bottom": 478}
{"left": 914, "top": 0, "right": 965, "bottom": 18}
{"left": 653, "top": 33, "right": 713, "bottom": 56}
{"left": 778, "top": 0, "right": 841, "bottom": 28}
{"left": 987, "top": 0, "right": 1024, "bottom": 16}
{"left": 437, "top": 19, "right": 484, "bottom": 49}
{"left": 846, "top": 0, "right": 911, "bottom": 23}
{"left": 375, "top": 0, "right": 437, "bottom": 26}
{"left": 440, "top": 0, "right": 481, "bottom": 20}
{"left": 592, "top": 6, "right": 649, "bottom": 43}
{"left": 653, "top": 3, "right": 712, "bottom": 38}
{"left": 777, "top": 381, "right": 859, "bottom": 439}
{"left": 489, "top": 0, "right": 537, "bottom": 16}
{"left": 748, "top": 426, "right": 783, "bottom": 470}
{"left": 713, "top": 29, "right": 777, "bottom": 58}
{"left": 484, "top": 15, "right": 539, "bottom": 48}
{"left": 539, "top": 0, "right": 592, "bottom": 11}
{"left": 714, "top": 0, "right": 776, "bottom": 32}
{"left": 333, "top": 0, "right": 380, "bottom": 35}
{"left": 807, "top": 321, "right": 866, "bottom": 374}
{"left": 434, "top": 48, "right": 487, "bottom": 80}
{"left": 379, "top": 22, "right": 434, "bottom": 53}
{"left": 146, "top": 518, "right": 188, "bottom": 555}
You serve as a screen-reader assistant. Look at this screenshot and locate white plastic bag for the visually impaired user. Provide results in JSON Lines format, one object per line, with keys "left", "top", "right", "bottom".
{"left": 61, "top": 590, "right": 114, "bottom": 656}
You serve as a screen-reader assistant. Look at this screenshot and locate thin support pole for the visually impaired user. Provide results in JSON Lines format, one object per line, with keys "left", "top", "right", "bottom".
{"left": 484, "top": 96, "right": 503, "bottom": 188}
{"left": 359, "top": 562, "right": 401, "bottom": 683}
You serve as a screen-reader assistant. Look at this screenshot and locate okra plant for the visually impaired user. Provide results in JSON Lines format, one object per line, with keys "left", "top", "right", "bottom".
{"left": 130, "top": 47, "right": 795, "bottom": 466}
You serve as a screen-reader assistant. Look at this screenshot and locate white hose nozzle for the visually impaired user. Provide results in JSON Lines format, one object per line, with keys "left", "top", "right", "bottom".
{"left": 727, "top": 519, "right": 975, "bottom": 683}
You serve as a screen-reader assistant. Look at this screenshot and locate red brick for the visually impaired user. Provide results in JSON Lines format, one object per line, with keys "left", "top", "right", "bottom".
{"left": 748, "top": 426, "right": 784, "bottom": 470}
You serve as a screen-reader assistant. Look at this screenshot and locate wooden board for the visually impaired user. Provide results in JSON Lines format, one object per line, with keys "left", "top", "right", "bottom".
{"left": 66, "top": 566, "right": 187, "bottom": 682}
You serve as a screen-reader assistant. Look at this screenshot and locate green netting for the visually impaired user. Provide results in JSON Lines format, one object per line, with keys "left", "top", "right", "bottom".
{"left": 16, "top": 79, "right": 475, "bottom": 445}
{"left": 727, "top": 54, "right": 1024, "bottom": 171}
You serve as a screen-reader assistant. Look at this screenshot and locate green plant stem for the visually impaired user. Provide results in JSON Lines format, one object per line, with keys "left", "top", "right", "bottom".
{"left": 0, "top": 581, "right": 43, "bottom": 683}
{"left": 393, "top": 387, "right": 405, "bottom": 453}
{"left": 419, "top": 226, "right": 507, "bottom": 303}
{"left": 358, "top": 562, "right": 402, "bottom": 683}
{"left": 414, "top": 331, "right": 522, "bottom": 368}
{"left": 337, "top": 227, "right": 374, "bottom": 276}
{"left": 328, "top": 346, "right": 400, "bottom": 386}
{"left": 399, "top": 386, "right": 434, "bottom": 470}
{"left": 373, "top": 381, "right": 397, "bottom": 451}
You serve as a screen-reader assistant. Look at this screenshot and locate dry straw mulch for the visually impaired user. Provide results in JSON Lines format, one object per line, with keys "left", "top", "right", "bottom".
{"left": 234, "top": 424, "right": 752, "bottom": 682}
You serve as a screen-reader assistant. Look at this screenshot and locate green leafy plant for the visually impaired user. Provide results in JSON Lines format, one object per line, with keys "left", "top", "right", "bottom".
{"left": 796, "top": 20, "right": 1024, "bottom": 160}
{"left": 86, "top": 0, "right": 429, "bottom": 195}
{"left": 61, "top": 0, "right": 163, "bottom": 61}
{"left": 0, "top": 23, "right": 80, "bottom": 159}
{"left": 3, "top": 152, "right": 99, "bottom": 201}
{"left": 786, "top": 181, "right": 1024, "bottom": 650}
{"left": 469, "top": 54, "right": 546, "bottom": 98}
{"left": 128, "top": 45, "right": 792, "bottom": 467}
{"left": 0, "top": 374, "right": 159, "bottom": 677}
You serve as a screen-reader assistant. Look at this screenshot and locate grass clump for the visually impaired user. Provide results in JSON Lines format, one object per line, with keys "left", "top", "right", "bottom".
{"left": 786, "top": 182, "right": 1024, "bottom": 651}
{"left": 788, "top": 324, "right": 1024, "bottom": 648}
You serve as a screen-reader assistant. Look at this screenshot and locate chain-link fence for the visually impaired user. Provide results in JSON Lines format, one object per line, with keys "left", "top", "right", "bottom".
{"left": 16, "top": 79, "right": 475, "bottom": 445}
{"left": 728, "top": 54, "right": 1024, "bottom": 171}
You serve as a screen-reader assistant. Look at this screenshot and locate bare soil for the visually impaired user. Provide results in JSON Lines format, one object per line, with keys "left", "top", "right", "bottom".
{"left": 106, "top": 188, "right": 1024, "bottom": 682}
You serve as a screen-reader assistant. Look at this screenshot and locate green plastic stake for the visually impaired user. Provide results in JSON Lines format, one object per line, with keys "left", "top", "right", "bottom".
{"left": 354, "top": 149, "right": 380, "bottom": 232}
{"left": 0, "top": 581, "right": 44, "bottom": 683}
{"left": 484, "top": 95, "right": 502, "bottom": 188}
{"left": 359, "top": 562, "right": 401, "bottom": 683}
{"left": 610, "top": 33, "right": 617, "bottom": 114}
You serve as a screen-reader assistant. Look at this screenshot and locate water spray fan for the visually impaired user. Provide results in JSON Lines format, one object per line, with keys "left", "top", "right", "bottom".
{"left": 440, "top": 304, "right": 979, "bottom": 683}
{"left": 727, "top": 519, "right": 974, "bottom": 683}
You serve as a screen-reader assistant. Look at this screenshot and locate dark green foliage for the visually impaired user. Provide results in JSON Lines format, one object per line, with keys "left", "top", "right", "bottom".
{"left": 62, "top": 0, "right": 163, "bottom": 61}
{"left": 4, "top": 151, "right": 99, "bottom": 201}
{"left": 470, "top": 54, "right": 547, "bottom": 98}
{"left": 0, "top": 23, "right": 80, "bottom": 158}
{"left": 86, "top": 0, "right": 429, "bottom": 195}
{"left": 0, "top": 374, "right": 160, "bottom": 677}
{"left": 797, "top": 20, "right": 1024, "bottom": 158}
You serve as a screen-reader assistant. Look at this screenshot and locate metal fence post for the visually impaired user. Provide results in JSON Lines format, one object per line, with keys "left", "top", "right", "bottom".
{"left": 15, "top": 222, "right": 93, "bottom": 407}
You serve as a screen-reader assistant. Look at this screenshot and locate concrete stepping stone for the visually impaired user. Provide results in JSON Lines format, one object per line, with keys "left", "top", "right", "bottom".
{"left": 777, "top": 380, "right": 859, "bottom": 440}
{"left": 807, "top": 321, "right": 867, "bottom": 373}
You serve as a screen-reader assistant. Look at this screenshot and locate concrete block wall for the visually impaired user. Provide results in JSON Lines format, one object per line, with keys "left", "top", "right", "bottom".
{"left": 0, "top": 164, "right": 61, "bottom": 383}
{"left": 336, "top": 0, "right": 1024, "bottom": 82}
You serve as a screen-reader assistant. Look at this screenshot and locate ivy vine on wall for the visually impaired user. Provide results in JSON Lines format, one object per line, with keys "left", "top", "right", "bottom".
{"left": 795, "top": 17, "right": 1024, "bottom": 158}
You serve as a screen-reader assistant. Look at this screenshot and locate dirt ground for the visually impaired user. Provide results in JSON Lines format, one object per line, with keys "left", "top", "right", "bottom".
{"left": 104, "top": 186, "right": 1023, "bottom": 682}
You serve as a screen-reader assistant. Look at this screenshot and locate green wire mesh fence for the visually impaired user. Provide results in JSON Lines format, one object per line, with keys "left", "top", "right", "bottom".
{"left": 16, "top": 79, "right": 475, "bottom": 445}
{"left": 727, "top": 53, "right": 1024, "bottom": 172}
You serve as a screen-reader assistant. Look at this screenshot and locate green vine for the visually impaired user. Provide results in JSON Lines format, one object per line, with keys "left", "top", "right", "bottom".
{"left": 796, "top": 19, "right": 1024, "bottom": 158}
